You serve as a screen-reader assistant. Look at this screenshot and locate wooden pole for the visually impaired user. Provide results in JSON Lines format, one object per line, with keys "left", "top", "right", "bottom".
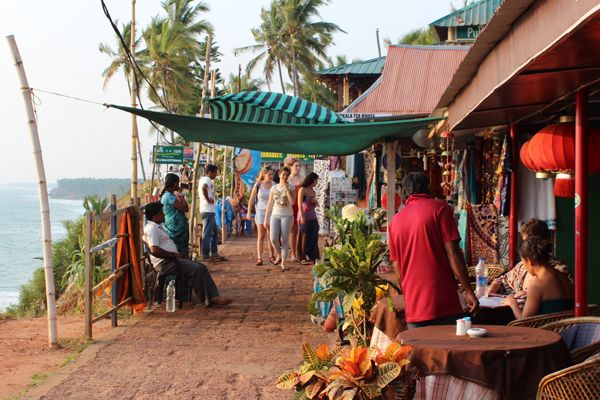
{"left": 386, "top": 142, "right": 396, "bottom": 230}
{"left": 222, "top": 146, "right": 228, "bottom": 241}
{"left": 376, "top": 29, "right": 381, "bottom": 58}
{"left": 189, "top": 33, "right": 212, "bottom": 245}
{"left": 85, "top": 212, "right": 93, "bottom": 338}
{"left": 509, "top": 126, "right": 519, "bottom": 269}
{"left": 238, "top": 64, "right": 242, "bottom": 93}
{"left": 130, "top": 0, "right": 138, "bottom": 203}
{"left": 575, "top": 88, "right": 589, "bottom": 317}
{"left": 7, "top": 35, "right": 58, "bottom": 348}
{"left": 110, "top": 195, "right": 117, "bottom": 326}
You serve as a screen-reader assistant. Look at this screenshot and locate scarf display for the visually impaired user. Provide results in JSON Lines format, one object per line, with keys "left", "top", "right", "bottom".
{"left": 467, "top": 203, "right": 500, "bottom": 266}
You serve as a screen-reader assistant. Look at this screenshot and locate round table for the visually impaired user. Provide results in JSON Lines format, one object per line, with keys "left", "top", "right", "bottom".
{"left": 398, "top": 325, "right": 573, "bottom": 400}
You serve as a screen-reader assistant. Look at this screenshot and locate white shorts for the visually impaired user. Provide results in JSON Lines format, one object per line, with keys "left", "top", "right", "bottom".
{"left": 255, "top": 209, "right": 266, "bottom": 225}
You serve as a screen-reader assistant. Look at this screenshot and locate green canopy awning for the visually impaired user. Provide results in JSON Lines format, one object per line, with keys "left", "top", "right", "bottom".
{"left": 109, "top": 104, "right": 443, "bottom": 156}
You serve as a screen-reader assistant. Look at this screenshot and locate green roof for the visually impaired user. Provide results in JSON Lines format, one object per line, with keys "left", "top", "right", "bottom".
{"left": 429, "top": 0, "right": 503, "bottom": 27}
{"left": 314, "top": 56, "right": 386, "bottom": 76}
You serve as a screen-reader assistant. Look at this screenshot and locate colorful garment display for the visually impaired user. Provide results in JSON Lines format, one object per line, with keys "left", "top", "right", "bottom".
{"left": 467, "top": 204, "right": 500, "bottom": 266}
{"left": 498, "top": 215, "right": 510, "bottom": 266}
{"left": 314, "top": 159, "right": 330, "bottom": 234}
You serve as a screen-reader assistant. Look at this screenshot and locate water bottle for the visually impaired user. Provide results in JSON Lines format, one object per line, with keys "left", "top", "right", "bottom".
{"left": 166, "top": 280, "right": 176, "bottom": 312}
{"left": 475, "top": 258, "right": 488, "bottom": 299}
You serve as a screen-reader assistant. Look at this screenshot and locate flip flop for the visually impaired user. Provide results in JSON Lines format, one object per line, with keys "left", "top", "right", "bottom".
{"left": 300, "top": 259, "right": 313, "bottom": 265}
{"left": 205, "top": 256, "right": 228, "bottom": 262}
{"left": 281, "top": 265, "right": 290, "bottom": 271}
{"left": 256, "top": 258, "right": 263, "bottom": 266}
{"left": 269, "top": 257, "right": 276, "bottom": 265}
{"left": 290, "top": 258, "right": 300, "bottom": 262}
{"left": 273, "top": 258, "right": 282, "bottom": 265}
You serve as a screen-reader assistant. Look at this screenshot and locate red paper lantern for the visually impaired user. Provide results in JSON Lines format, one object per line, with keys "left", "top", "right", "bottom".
{"left": 520, "top": 141, "right": 548, "bottom": 178}
{"left": 528, "top": 122, "right": 600, "bottom": 198}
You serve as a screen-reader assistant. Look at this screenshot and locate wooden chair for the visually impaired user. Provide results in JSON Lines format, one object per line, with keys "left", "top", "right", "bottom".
{"left": 536, "top": 358, "right": 600, "bottom": 400}
{"left": 507, "top": 304, "right": 599, "bottom": 329}
{"left": 142, "top": 240, "right": 186, "bottom": 310}
{"left": 540, "top": 317, "right": 600, "bottom": 364}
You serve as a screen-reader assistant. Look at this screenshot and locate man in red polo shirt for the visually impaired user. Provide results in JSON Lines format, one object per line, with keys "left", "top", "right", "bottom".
{"left": 389, "top": 173, "right": 478, "bottom": 329}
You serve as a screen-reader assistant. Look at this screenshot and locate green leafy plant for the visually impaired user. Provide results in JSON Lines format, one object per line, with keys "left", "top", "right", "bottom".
{"left": 277, "top": 343, "right": 420, "bottom": 400}
{"left": 325, "top": 205, "right": 373, "bottom": 247}
{"left": 309, "top": 224, "right": 400, "bottom": 346}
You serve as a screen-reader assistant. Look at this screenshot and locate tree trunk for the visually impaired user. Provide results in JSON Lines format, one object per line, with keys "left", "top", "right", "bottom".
{"left": 7, "top": 35, "right": 58, "bottom": 348}
{"left": 291, "top": 50, "right": 298, "bottom": 97}
{"left": 278, "top": 58, "right": 286, "bottom": 94}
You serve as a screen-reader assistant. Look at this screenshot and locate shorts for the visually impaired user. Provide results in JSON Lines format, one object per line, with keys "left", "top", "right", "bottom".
{"left": 255, "top": 209, "right": 266, "bottom": 225}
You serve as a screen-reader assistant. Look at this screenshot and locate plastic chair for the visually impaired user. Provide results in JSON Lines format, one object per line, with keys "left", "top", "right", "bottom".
{"left": 508, "top": 304, "right": 598, "bottom": 329}
{"left": 540, "top": 317, "right": 600, "bottom": 363}
{"left": 239, "top": 214, "right": 254, "bottom": 235}
{"left": 215, "top": 198, "right": 233, "bottom": 236}
{"left": 536, "top": 358, "right": 600, "bottom": 400}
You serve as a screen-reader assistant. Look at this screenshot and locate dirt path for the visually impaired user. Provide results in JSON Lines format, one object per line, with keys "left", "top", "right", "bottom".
{"left": 0, "top": 315, "right": 114, "bottom": 399}
{"left": 27, "top": 235, "right": 332, "bottom": 400}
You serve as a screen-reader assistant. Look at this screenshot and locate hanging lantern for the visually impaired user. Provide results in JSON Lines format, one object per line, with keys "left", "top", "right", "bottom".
{"left": 528, "top": 118, "right": 600, "bottom": 198}
{"left": 520, "top": 141, "right": 548, "bottom": 178}
{"left": 439, "top": 131, "right": 455, "bottom": 198}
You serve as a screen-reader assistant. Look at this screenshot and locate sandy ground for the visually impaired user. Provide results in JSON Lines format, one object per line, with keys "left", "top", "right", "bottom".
{"left": 4, "top": 234, "right": 336, "bottom": 400}
{"left": 0, "top": 314, "right": 115, "bottom": 399}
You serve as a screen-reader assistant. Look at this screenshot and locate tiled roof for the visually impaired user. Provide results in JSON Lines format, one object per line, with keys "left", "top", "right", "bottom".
{"left": 314, "top": 56, "right": 386, "bottom": 76}
{"left": 429, "top": 0, "right": 503, "bottom": 27}
{"left": 344, "top": 45, "right": 469, "bottom": 116}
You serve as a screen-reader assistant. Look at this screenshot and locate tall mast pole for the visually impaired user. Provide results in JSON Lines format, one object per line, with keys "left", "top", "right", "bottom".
{"left": 7, "top": 35, "right": 58, "bottom": 348}
{"left": 130, "top": 0, "right": 139, "bottom": 205}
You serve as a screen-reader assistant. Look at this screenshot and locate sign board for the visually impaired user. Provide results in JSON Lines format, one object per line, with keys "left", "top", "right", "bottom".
{"left": 337, "top": 113, "right": 392, "bottom": 123}
{"left": 152, "top": 146, "right": 184, "bottom": 164}
{"left": 330, "top": 177, "right": 353, "bottom": 191}
{"left": 457, "top": 26, "right": 484, "bottom": 40}
{"left": 260, "top": 152, "right": 315, "bottom": 164}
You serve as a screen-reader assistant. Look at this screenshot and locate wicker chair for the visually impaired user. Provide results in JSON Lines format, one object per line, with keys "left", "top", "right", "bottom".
{"left": 540, "top": 317, "right": 600, "bottom": 364}
{"left": 536, "top": 358, "right": 600, "bottom": 400}
{"left": 507, "top": 304, "right": 599, "bottom": 329}
{"left": 466, "top": 264, "right": 508, "bottom": 282}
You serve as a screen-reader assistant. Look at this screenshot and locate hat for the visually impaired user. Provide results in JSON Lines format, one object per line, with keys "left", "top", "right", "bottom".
{"left": 341, "top": 204, "right": 364, "bottom": 221}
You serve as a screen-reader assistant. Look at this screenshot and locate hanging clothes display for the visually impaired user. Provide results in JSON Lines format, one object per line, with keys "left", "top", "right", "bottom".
{"left": 498, "top": 215, "right": 510, "bottom": 266}
{"left": 469, "top": 148, "right": 479, "bottom": 204}
{"left": 457, "top": 150, "right": 472, "bottom": 208}
{"left": 493, "top": 137, "right": 508, "bottom": 210}
{"left": 314, "top": 159, "right": 331, "bottom": 234}
{"left": 354, "top": 153, "right": 367, "bottom": 200}
{"left": 367, "top": 152, "right": 378, "bottom": 210}
{"left": 467, "top": 203, "right": 500, "bottom": 266}
{"left": 501, "top": 136, "right": 513, "bottom": 216}
{"left": 459, "top": 208, "right": 469, "bottom": 263}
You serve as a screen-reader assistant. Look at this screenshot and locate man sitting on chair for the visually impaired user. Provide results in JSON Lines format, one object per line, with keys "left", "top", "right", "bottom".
{"left": 143, "top": 202, "right": 231, "bottom": 307}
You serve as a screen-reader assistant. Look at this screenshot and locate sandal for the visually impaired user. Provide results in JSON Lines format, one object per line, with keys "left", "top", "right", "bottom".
{"left": 290, "top": 258, "right": 300, "bottom": 262}
{"left": 273, "top": 257, "right": 282, "bottom": 265}
{"left": 281, "top": 265, "right": 290, "bottom": 271}
{"left": 300, "top": 259, "right": 313, "bottom": 265}
{"left": 269, "top": 257, "right": 276, "bottom": 265}
{"left": 256, "top": 258, "right": 263, "bottom": 266}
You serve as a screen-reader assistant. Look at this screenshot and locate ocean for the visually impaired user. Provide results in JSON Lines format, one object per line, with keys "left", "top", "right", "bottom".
{"left": 0, "top": 185, "right": 84, "bottom": 311}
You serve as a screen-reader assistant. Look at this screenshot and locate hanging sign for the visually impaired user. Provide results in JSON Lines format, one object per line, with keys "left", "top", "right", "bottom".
{"left": 260, "top": 152, "right": 315, "bottom": 164}
{"left": 330, "top": 177, "right": 353, "bottom": 191}
{"left": 152, "top": 146, "right": 184, "bottom": 164}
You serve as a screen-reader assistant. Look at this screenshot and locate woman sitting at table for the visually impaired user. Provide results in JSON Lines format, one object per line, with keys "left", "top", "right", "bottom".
{"left": 502, "top": 236, "right": 574, "bottom": 319}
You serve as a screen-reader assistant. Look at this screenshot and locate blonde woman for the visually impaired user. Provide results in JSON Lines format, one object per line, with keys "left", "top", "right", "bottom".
{"left": 265, "top": 167, "right": 296, "bottom": 271}
{"left": 247, "top": 166, "right": 275, "bottom": 265}
{"left": 284, "top": 156, "right": 305, "bottom": 262}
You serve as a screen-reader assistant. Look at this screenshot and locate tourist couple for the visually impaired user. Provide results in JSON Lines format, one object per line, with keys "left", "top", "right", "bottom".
{"left": 247, "top": 157, "right": 320, "bottom": 271}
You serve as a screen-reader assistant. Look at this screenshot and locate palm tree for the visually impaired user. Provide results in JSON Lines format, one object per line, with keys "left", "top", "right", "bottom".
{"left": 450, "top": 0, "right": 474, "bottom": 12}
{"left": 277, "top": 0, "right": 345, "bottom": 97}
{"left": 98, "top": 21, "right": 144, "bottom": 91}
{"left": 383, "top": 27, "right": 438, "bottom": 47}
{"left": 222, "top": 72, "right": 266, "bottom": 94}
{"left": 234, "top": 2, "right": 288, "bottom": 93}
{"left": 83, "top": 195, "right": 109, "bottom": 216}
{"left": 161, "top": 0, "right": 213, "bottom": 36}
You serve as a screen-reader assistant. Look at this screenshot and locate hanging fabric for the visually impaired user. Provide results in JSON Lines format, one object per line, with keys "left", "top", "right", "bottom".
{"left": 467, "top": 203, "right": 500, "bottom": 266}
{"left": 354, "top": 153, "right": 367, "bottom": 200}
{"left": 469, "top": 148, "right": 479, "bottom": 204}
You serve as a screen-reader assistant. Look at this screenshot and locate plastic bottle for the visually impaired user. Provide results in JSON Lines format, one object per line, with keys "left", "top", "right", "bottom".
{"left": 475, "top": 258, "right": 488, "bottom": 299}
{"left": 166, "top": 280, "right": 176, "bottom": 312}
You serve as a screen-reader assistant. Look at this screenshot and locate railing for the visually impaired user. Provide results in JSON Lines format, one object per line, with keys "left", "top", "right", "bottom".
{"left": 84, "top": 195, "right": 140, "bottom": 338}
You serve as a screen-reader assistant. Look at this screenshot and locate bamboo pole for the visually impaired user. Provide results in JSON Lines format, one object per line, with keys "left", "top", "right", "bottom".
{"left": 130, "top": 0, "right": 139, "bottom": 202}
{"left": 110, "top": 195, "right": 117, "bottom": 327}
{"left": 189, "top": 33, "right": 212, "bottom": 246}
{"left": 376, "top": 29, "right": 381, "bottom": 58}
{"left": 85, "top": 212, "right": 93, "bottom": 338}
{"left": 222, "top": 146, "right": 228, "bottom": 241}
{"left": 386, "top": 142, "right": 396, "bottom": 230}
{"left": 7, "top": 35, "right": 58, "bottom": 348}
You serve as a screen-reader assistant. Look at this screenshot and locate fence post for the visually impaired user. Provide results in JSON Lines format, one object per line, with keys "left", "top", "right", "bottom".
{"left": 85, "top": 212, "right": 93, "bottom": 338}
{"left": 110, "top": 195, "right": 117, "bottom": 327}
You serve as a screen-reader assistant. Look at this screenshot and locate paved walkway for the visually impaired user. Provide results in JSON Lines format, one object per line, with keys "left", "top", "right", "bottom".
{"left": 30, "top": 235, "right": 331, "bottom": 400}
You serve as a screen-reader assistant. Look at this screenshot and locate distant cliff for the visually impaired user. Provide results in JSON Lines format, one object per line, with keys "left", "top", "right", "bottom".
{"left": 49, "top": 178, "right": 140, "bottom": 199}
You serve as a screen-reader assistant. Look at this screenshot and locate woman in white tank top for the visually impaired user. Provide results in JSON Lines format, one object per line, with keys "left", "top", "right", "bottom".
{"left": 247, "top": 166, "right": 275, "bottom": 265}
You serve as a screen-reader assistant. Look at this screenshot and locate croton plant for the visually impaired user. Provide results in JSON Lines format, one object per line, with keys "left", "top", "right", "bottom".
{"left": 276, "top": 342, "right": 420, "bottom": 400}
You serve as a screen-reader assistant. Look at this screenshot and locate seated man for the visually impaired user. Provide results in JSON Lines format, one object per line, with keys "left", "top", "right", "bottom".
{"left": 489, "top": 218, "right": 573, "bottom": 298}
{"left": 143, "top": 202, "right": 231, "bottom": 306}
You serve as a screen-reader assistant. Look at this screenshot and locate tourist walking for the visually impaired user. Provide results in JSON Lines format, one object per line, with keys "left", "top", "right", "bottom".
{"left": 160, "top": 173, "right": 190, "bottom": 257}
{"left": 265, "top": 167, "right": 296, "bottom": 271}
{"left": 388, "top": 172, "right": 478, "bottom": 329}
{"left": 247, "top": 166, "right": 276, "bottom": 265}
{"left": 285, "top": 156, "right": 305, "bottom": 263}
{"left": 199, "top": 164, "right": 221, "bottom": 260}
{"left": 296, "top": 173, "right": 320, "bottom": 264}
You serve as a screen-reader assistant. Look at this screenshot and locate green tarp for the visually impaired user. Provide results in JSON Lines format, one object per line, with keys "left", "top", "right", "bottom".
{"left": 109, "top": 104, "right": 443, "bottom": 156}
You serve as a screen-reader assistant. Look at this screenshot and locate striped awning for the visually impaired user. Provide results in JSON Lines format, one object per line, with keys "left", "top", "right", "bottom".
{"left": 205, "top": 91, "right": 348, "bottom": 125}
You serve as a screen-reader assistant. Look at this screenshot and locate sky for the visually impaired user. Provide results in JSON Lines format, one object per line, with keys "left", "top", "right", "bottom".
{"left": 0, "top": 0, "right": 456, "bottom": 184}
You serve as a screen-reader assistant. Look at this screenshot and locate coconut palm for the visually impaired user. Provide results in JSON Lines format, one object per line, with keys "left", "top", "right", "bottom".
{"left": 98, "top": 21, "right": 145, "bottom": 91}
{"left": 277, "top": 0, "right": 345, "bottom": 97}
{"left": 234, "top": 2, "right": 288, "bottom": 93}
{"left": 161, "top": 0, "right": 213, "bottom": 36}
{"left": 222, "top": 72, "right": 266, "bottom": 94}
{"left": 383, "top": 27, "right": 438, "bottom": 47}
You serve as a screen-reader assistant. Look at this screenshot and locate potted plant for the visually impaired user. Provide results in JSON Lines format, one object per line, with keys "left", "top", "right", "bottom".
{"left": 276, "top": 342, "right": 420, "bottom": 400}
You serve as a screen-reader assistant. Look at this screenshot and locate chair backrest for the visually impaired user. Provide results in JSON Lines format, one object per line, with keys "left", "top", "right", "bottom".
{"left": 536, "top": 358, "right": 600, "bottom": 400}
{"left": 508, "top": 304, "right": 598, "bottom": 329}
